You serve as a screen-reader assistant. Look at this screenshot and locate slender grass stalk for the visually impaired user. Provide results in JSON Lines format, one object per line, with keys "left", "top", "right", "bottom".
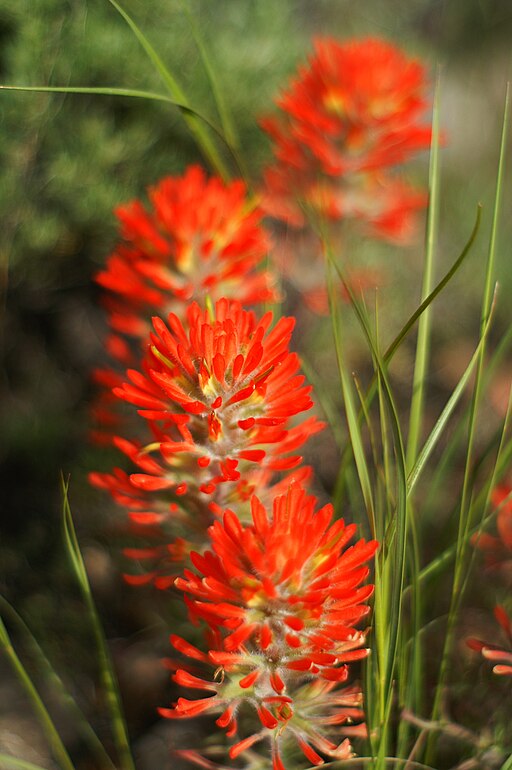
{"left": 333, "top": 207, "right": 481, "bottom": 495}
{"left": 406, "top": 70, "right": 441, "bottom": 471}
{"left": 106, "top": 0, "right": 231, "bottom": 180}
{"left": 177, "top": 0, "right": 248, "bottom": 182}
{"left": 326, "top": 260, "right": 376, "bottom": 538}
{"left": 0, "top": 618, "right": 76, "bottom": 770}
{"left": 407, "top": 299, "right": 496, "bottom": 495}
{"left": 0, "top": 596, "right": 117, "bottom": 770}
{"left": 425, "top": 84, "right": 510, "bottom": 764}
{"left": 61, "top": 478, "right": 136, "bottom": 770}
{"left": 422, "top": 320, "right": 512, "bottom": 513}
{"left": 325, "top": 246, "right": 409, "bottom": 765}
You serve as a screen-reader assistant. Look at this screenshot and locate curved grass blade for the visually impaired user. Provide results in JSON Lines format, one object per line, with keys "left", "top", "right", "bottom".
{"left": 177, "top": 0, "right": 247, "bottom": 181}
{"left": 326, "top": 249, "right": 408, "bottom": 761}
{"left": 0, "top": 618, "right": 76, "bottom": 770}
{"left": 333, "top": 207, "right": 482, "bottom": 496}
{"left": 383, "top": 205, "right": 481, "bottom": 365}
{"left": 0, "top": 85, "right": 235, "bottom": 153}
{"left": 106, "top": 0, "right": 230, "bottom": 180}
{"left": 407, "top": 291, "right": 496, "bottom": 495}
{"left": 0, "top": 596, "right": 117, "bottom": 770}
{"left": 61, "top": 477, "right": 136, "bottom": 770}
{"left": 326, "top": 262, "right": 376, "bottom": 536}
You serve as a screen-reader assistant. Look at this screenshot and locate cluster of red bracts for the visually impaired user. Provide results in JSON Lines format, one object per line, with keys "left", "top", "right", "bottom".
{"left": 158, "top": 487, "right": 377, "bottom": 767}
{"left": 468, "top": 485, "right": 512, "bottom": 677}
{"left": 86, "top": 33, "right": 439, "bottom": 768}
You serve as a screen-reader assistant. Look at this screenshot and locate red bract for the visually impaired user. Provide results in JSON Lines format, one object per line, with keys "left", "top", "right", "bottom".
{"left": 90, "top": 166, "right": 276, "bottom": 445}
{"left": 260, "top": 37, "right": 431, "bottom": 239}
{"left": 96, "top": 165, "right": 276, "bottom": 342}
{"left": 467, "top": 605, "right": 512, "bottom": 676}
{"left": 113, "top": 300, "right": 323, "bottom": 497}
{"left": 473, "top": 484, "right": 512, "bottom": 573}
{"left": 90, "top": 462, "right": 314, "bottom": 589}
{"left": 176, "top": 485, "right": 377, "bottom": 673}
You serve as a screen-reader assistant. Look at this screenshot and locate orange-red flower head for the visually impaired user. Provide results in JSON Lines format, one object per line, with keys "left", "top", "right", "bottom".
{"left": 467, "top": 605, "right": 512, "bottom": 677}
{"left": 113, "top": 300, "right": 323, "bottom": 498}
{"left": 260, "top": 37, "right": 431, "bottom": 240}
{"left": 96, "top": 166, "right": 276, "bottom": 341}
{"left": 176, "top": 485, "right": 377, "bottom": 672}
{"left": 161, "top": 485, "right": 377, "bottom": 767}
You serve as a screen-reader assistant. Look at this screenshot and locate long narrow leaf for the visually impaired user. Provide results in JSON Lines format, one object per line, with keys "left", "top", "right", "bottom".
{"left": 406, "top": 72, "right": 441, "bottom": 469}
{"left": 61, "top": 478, "right": 136, "bottom": 770}
{"left": 0, "top": 596, "right": 117, "bottom": 770}
{"left": 106, "top": 0, "right": 230, "bottom": 179}
{"left": 0, "top": 618, "right": 76, "bottom": 770}
{"left": 407, "top": 294, "right": 496, "bottom": 495}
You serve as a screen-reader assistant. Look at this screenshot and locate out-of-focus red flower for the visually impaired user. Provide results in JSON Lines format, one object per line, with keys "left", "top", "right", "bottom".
{"left": 97, "top": 165, "right": 276, "bottom": 341}
{"left": 260, "top": 37, "right": 431, "bottom": 240}
{"left": 160, "top": 486, "right": 376, "bottom": 767}
{"left": 90, "top": 166, "right": 277, "bottom": 444}
{"left": 467, "top": 605, "right": 512, "bottom": 676}
{"left": 472, "top": 484, "right": 512, "bottom": 573}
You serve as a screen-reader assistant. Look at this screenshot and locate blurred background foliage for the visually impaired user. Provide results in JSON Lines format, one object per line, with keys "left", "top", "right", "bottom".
{"left": 1, "top": 0, "right": 512, "bottom": 765}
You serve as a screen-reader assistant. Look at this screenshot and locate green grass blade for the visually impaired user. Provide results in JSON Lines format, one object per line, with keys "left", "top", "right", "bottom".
{"left": 0, "top": 756, "right": 52, "bottom": 770}
{"left": 327, "top": 262, "right": 376, "bottom": 537}
{"left": 383, "top": 206, "right": 481, "bottom": 365}
{"left": 106, "top": 0, "right": 230, "bottom": 179}
{"left": 333, "top": 208, "right": 481, "bottom": 498}
{"left": 425, "top": 84, "right": 510, "bottom": 764}
{"left": 406, "top": 72, "right": 441, "bottom": 470}
{"left": 407, "top": 297, "right": 496, "bottom": 495}
{"left": 177, "top": 0, "right": 247, "bottom": 180}
{"left": 61, "top": 477, "right": 136, "bottom": 770}
{"left": 0, "top": 618, "right": 76, "bottom": 770}
{"left": 0, "top": 596, "right": 117, "bottom": 770}
{"left": 327, "top": 250, "right": 408, "bottom": 761}
{"left": 0, "top": 84, "right": 235, "bottom": 153}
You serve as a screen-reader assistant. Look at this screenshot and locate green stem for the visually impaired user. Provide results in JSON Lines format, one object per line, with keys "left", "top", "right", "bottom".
{"left": 0, "top": 619, "right": 76, "bottom": 770}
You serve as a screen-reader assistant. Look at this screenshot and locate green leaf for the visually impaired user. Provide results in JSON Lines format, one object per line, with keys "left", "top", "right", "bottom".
{"left": 0, "top": 595, "right": 117, "bottom": 770}
{"left": 406, "top": 71, "right": 441, "bottom": 470}
{"left": 61, "top": 477, "right": 136, "bottom": 770}
{"left": 0, "top": 618, "right": 76, "bottom": 770}
{"left": 106, "top": 0, "right": 231, "bottom": 179}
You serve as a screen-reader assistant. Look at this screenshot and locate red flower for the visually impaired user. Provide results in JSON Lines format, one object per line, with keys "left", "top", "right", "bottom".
{"left": 260, "top": 37, "right": 431, "bottom": 240}
{"left": 176, "top": 485, "right": 377, "bottom": 672}
{"left": 90, "top": 299, "right": 324, "bottom": 586}
{"left": 89, "top": 165, "right": 277, "bottom": 444}
{"left": 90, "top": 461, "right": 314, "bottom": 589}
{"left": 473, "top": 484, "right": 512, "bottom": 573}
{"left": 467, "top": 605, "right": 512, "bottom": 676}
{"left": 96, "top": 165, "right": 276, "bottom": 341}
{"left": 160, "top": 485, "right": 376, "bottom": 767}
{"left": 113, "top": 300, "right": 323, "bottom": 498}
